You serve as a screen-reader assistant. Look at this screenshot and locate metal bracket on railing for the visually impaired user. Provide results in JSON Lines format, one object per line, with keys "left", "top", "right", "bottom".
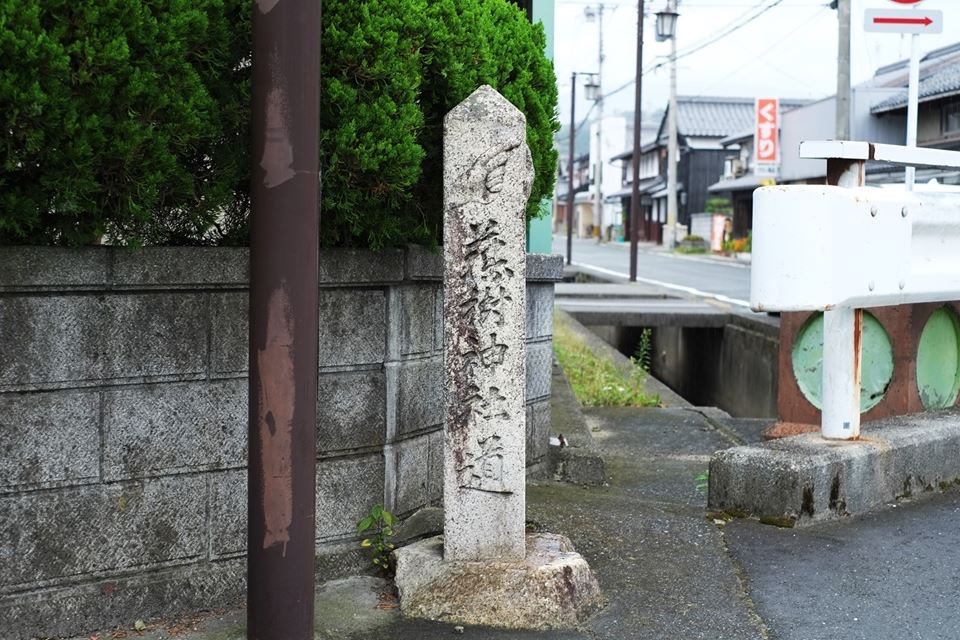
{"left": 753, "top": 141, "right": 960, "bottom": 439}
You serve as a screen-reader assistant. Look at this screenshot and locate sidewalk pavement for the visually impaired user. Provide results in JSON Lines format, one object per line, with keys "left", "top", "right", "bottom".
{"left": 70, "top": 372, "right": 960, "bottom": 640}
{"left": 602, "top": 239, "right": 752, "bottom": 266}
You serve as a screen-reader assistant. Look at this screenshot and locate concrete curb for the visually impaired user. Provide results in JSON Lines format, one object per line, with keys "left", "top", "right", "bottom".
{"left": 709, "top": 410, "right": 960, "bottom": 526}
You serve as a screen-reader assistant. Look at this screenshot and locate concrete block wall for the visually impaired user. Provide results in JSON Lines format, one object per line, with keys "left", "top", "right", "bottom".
{"left": 0, "top": 246, "right": 563, "bottom": 640}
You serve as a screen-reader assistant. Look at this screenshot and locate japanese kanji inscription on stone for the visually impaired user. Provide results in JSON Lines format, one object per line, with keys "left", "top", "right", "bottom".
{"left": 443, "top": 85, "right": 533, "bottom": 562}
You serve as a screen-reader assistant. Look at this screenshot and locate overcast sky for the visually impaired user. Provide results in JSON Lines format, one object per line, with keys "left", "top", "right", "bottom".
{"left": 554, "top": 0, "right": 957, "bottom": 125}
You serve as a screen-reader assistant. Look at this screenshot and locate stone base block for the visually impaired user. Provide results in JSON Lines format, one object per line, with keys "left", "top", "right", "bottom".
{"left": 392, "top": 533, "right": 602, "bottom": 629}
{"left": 710, "top": 411, "right": 960, "bottom": 526}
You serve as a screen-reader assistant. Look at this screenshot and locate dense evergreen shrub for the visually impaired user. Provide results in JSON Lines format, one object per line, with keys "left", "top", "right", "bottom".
{"left": 0, "top": 0, "right": 559, "bottom": 248}
{"left": 317, "top": 0, "right": 430, "bottom": 249}
{"left": 0, "top": 0, "right": 248, "bottom": 245}
{"left": 416, "top": 0, "right": 560, "bottom": 238}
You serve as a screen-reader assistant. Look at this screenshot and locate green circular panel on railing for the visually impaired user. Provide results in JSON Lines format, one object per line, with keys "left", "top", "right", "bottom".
{"left": 791, "top": 311, "right": 894, "bottom": 412}
{"left": 916, "top": 307, "right": 960, "bottom": 410}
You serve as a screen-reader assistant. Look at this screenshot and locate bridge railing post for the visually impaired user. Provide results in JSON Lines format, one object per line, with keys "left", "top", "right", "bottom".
{"left": 751, "top": 140, "right": 960, "bottom": 441}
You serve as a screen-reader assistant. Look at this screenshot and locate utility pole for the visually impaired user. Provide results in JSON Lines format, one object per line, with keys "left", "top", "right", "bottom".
{"left": 665, "top": 0, "right": 679, "bottom": 250}
{"left": 567, "top": 72, "right": 577, "bottom": 265}
{"left": 591, "top": 4, "right": 605, "bottom": 243}
{"left": 835, "top": 0, "right": 851, "bottom": 140}
{"left": 248, "top": 0, "right": 320, "bottom": 638}
{"left": 629, "top": 0, "right": 645, "bottom": 281}
{"left": 906, "top": 29, "right": 920, "bottom": 190}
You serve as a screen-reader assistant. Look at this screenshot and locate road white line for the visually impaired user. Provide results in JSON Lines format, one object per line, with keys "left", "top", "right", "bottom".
{"left": 653, "top": 251, "right": 752, "bottom": 270}
{"left": 571, "top": 262, "right": 752, "bottom": 308}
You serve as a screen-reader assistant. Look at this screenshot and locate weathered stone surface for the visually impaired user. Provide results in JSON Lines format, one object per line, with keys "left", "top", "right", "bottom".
{"left": 428, "top": 430, "right": 444, "bottom": 504}
{"left": 209, "top": 291, "right": 249, "bottom": 375}
{"left": 0, "top": 390, "right": 99, "bottom": 491}
{"left": 0, "top": 293, "right": 207, "bottom": 389}
{"left": 443, "top": 85, "right": 532, "bottom": 562}
{"left": 112, "top": 247, "right": 247, "bottom": 288}
{"left": 396, "top": 357, "right": 443, "bottom": 436}
{"left": 525, "top": 340, "right": 554, "bottom": 403}
{"left": 525, "top": 283, "right": 555, "bottom": 340}
{"left": 0, "top": 476, "right": 206, "bottom": 588}
{"left": 210, "top": 469, "right": 247, "bottom": 558}
{"left": 526, "top": 399, "right": 552, "bottom": 465}
{"left": 318, "top": 289, "right": 386, "bottom": 367}
{"left": 317, "top": 370, "right": 386, "bottom": 452}
{"left": 405, "top": 245, "right": 443, "bottom": 281}
{"left": 316, "top": 454, "right": 385, "bottom": 541}
{"left": 101, "top": 294, "right": 208, "bottom": 379}
{"left": 525, "top": 253, "right": 564, "bottom": 282}
{"left": 709, "top": 411, "right": 960, "bottom": 525}
{"left": 394, "top": 434, "right": 431, "bottom": 515}
{"left": 318, "top": 248, "right": 404, "bottom": 284}
{"left": 0, "top": 247, "right": 109, "bottom": 290}
{"left": 0, "top": 558, "right": 245, "bottom": 640}
{"left": 392, "top": 533, "right": 602, "bottom": 629}
{"left": 400, "top": 285, "right": 438, "bottom": 356}
{"left": 0, "top": 296, "right": 102, "bottom": 388}
{"left": 102, "top": 380, "right": 246, "bottom": 480}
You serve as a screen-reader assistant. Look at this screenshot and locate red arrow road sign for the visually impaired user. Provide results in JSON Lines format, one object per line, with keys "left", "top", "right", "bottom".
{"left": 873, "top": 16, "right": 932, "bottom": 26}
{"left": 864, "top": 8, "right": 943, "bottom": 34}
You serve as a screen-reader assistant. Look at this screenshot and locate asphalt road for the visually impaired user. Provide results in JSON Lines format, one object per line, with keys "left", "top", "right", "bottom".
{"left": 725, "top": 490, "right": 960, "bottom": 640}
{"left": 552, "top": 236, "right": 753, "bottom": 307}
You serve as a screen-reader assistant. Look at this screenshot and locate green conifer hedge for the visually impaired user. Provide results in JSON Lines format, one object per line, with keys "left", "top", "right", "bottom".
{"left": 0, "top": 0, "right": 559, "bottom": 248}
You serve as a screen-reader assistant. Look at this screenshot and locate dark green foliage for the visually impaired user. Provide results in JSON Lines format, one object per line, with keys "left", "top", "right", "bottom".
{"left": 413, "top": 0, "right": 561, "bottom": 243}
{"left": 318, "top": 0, "right": 429, "bottom": 249}
{"left": 0, "top": 0, "right": 248, "bottom": 245}
{"left": 0, "top": 0, "right": 559, "bottom": 248}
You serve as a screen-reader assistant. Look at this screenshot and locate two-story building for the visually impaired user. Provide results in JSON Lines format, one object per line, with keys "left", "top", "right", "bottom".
{"left": 613, "top": 96, "right": 808, "bottom": 244}
{"left": 708, "top": 41, "right": 960, "bottom": 240}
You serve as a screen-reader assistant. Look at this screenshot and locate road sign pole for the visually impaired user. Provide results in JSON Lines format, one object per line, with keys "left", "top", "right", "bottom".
{"left": 906, "top": 29, "right": 920, "bottom": 191}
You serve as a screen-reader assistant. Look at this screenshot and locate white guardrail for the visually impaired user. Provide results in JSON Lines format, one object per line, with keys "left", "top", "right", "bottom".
{"left": 751, "top": 140, "right": 960, "bottom": 439}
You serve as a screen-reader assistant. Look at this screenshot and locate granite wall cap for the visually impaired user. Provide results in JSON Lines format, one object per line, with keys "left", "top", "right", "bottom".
{"left": 525, "top": 253, "right": 564, "bottom": 282}
{"left": 0, "top": 247, "right": 109, "bottom": 291}
{"left": 318, "top": 248, "right": 405, "bottom": 285}
{"left": 112, "top": 247, "right": 248, "bottom": 288}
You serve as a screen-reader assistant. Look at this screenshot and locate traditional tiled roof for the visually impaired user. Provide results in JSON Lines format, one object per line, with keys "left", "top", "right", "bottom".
{"left": 659, "top": 96, "right": 811, "bottom": 140}
{"left": 872, "top": 63, "right": 960, "bottom": 113}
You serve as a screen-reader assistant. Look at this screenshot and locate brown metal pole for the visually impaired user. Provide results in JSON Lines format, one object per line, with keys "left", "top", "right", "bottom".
{"left": 629, "top": 0, "right": 644, "bottom": 282}
{"left": 567, "top": 72, "right": 576, "bottom": 266}
{"left": 248, "top": 0, "right": 320, "bottom": 638}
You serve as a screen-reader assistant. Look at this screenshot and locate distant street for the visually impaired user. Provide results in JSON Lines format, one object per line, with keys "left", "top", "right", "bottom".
{"left": 552, "top": 235, "right": 753, "bottom": 307}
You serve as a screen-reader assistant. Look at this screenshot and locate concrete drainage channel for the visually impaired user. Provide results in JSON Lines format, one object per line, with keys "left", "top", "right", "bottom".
{"left": 559, "top": 266, "right": 960, "bottom": 530}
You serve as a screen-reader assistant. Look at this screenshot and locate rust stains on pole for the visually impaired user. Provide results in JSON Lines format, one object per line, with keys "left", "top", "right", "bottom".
{"left": 248, "top": 0, "right": 320, "bottom": 638}
{"left": 629, "top": 0, "right": 644, "bottom": 282}
{"left": 567, "top": 72, "right": 576, "bottom": 266}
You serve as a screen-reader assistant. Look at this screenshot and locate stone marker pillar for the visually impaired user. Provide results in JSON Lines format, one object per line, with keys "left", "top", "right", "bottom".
{"left": 392, "top": 86, "right": 601, "bottom": 630}
{"left": 443, "top": 85, "right": 533, "bottom": 562}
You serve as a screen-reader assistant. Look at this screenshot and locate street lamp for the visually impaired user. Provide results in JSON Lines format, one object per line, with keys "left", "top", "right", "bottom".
{"left": 656, "top": 0, "right": 679, "bottom": 249}
{"left": 655, "top": 4, "right": 677, "bottom": 41}
{"left": 583, "top": 74, "right": 600, "bottom": 102}
{"left": 566, "top": 71, "right": 601, "bottom": 266}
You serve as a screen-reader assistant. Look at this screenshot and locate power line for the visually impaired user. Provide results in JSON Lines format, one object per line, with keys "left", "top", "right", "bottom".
{"left": 698, "top": 4, "right": 829, "bottom": 94}
{"left": 578, "top": 0, "right": 823, "bottom": 104}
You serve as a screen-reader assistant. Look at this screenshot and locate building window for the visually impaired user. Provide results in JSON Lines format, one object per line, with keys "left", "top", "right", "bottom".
{"left": 945, "top": 101, "right": 960, "bottom": 134}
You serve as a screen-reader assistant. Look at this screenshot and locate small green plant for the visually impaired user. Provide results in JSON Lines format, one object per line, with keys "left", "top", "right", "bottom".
{"left": 356, "top": 504, "right": 396, "bottom": 573}
{"left": 553, "top": 313, "right": 659, "bottom": 408}
{"left": 695, "top": 471, "right": 709, "bottom": 495}
{"left": 682, "top": 234, "right": 704, "bottom": 243}
{"left": 634, "top": 328, "right": 653, "bottom": 373}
